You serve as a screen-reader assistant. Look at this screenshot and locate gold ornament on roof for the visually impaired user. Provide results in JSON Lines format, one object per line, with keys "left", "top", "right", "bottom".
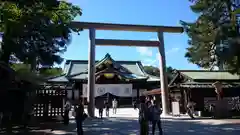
{"left": 104, "top": 73, "right": 115, "bottom": 79}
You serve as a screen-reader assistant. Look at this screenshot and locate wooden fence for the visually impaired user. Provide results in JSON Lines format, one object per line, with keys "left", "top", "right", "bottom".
{"left": 33, "top": 84, "right": 72, "bottom": 120}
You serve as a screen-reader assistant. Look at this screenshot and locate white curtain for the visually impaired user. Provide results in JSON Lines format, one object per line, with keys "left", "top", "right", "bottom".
{"left": 82, "top": 84, "right": 133, "bottom": 97}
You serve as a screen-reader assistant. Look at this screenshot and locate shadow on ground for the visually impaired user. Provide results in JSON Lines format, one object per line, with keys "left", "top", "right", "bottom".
{"left": 82, "top": 117, "right": 240, "bottom": 135}
{"left": 1, "top": 117, "right": 240, "bottom": 135}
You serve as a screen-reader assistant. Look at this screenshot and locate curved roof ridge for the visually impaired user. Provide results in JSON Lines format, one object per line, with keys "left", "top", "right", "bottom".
{"left": 178, "top": 70, "right": 232, "bottom": 72}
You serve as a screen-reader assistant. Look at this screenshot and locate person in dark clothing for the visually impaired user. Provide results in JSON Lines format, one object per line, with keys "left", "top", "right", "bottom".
{"left": 63, "top": 102, "right": 71, "bottom": 125}
{"left": 105, "top": 100, "right": 110, "bottom": 117}
{"left": 75, "top": 100, "right": 84, "bottom": 135}
{"left": 139, "top": 97, "right": 149, "bottom": 135}
{"left": 133, "top": 101, "right": 137, "bottom": 110}
{"left": 98, "top": 100, "right": 104, "bottom": 118}
{"left": 209, "top": 104, "right": 215, "bottom": 118}
{"left": 150, "top": 100, "right": 163, "bottom": 135}
{"left": 23, "top": 107, "right": 34, "bottom": 128}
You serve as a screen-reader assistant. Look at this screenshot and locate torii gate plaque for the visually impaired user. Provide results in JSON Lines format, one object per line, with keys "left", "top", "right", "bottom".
{"left": 70, "top": 21, "right": 183, "bottom": 117}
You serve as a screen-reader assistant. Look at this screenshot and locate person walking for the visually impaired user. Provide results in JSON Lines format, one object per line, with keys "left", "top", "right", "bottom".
{"left": 187, "top": 100, "right": 195, "bottom": 119}
{"left": 75, "top": 100, "right": 84, "bottom": 135}
{"left": 105, "top": 100, "right": 110, "bottom": 117}
{"left": 150, "top": 100, "right": 163, "bottom": 135}
{"left": 133, "top": 101, "right": 137, "bottom": 110}
{"left": 98, "top": 99, "right": 104, "bottom": 119}
{"left": 63, "top": 101, "right": 71, "bottom": 125}
{"left": 209, "top": 104, "right": 215, "bottom": 118}
{"left": 139, "top": 97, "right": 149, "bottom": 135}
{"left": 112, "top": 99, "right": 118, "bottom": 114}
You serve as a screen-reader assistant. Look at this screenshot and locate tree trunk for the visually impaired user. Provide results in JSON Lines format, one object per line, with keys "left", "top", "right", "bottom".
{"left": 30, "top": 57, "right": 37, "bottom": 73}
{"left": 0, "top": 51, "right": 11, "bottom": 64}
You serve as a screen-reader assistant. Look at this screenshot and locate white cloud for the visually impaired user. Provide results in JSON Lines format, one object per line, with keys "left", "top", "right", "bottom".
{"left": 137, "top": 38, "right": 180, "bottom": 67}
{"left": 166, "top": 47, "right": 180, "bottom": 54}
{"left": 144, "top": 47, "right": 180, "bottom": 66}
{"left": 136, "top": 47, "right": 153, "bottom": 57}
{"left": 156, "top": 47, "right": 180, "bottom": 60}
{"left": 142, "top": 59, "right": 157, "bottom": 66}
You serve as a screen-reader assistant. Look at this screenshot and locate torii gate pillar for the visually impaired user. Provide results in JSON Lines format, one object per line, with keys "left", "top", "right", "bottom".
{"left": 158, "top": 31, "right": 170, "bottom": 115}
{"left": 87, "top": 28, "right": 96, "bottom": 117}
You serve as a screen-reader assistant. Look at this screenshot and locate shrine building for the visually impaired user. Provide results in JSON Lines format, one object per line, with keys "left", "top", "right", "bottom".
{"left": 47, "top": 53, "right": 160, "bottom": 106}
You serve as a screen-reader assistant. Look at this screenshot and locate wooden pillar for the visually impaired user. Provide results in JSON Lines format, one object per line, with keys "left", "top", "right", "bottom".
{"left": 137, "top": 88, "right": 140, "bottom": 104}
{"left": 157, "top": 31, "right": 170, "bottom": 115}
{"left": 182, "top": 89, "right": 188, "bottom": 113}
{"left": 87, "top": 28, "right": 96, "bottom": 117}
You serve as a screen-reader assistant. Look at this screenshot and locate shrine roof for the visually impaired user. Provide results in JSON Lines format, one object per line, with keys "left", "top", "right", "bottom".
{"left": 48, "top": 53, "right": 160, "bottom": 82}
{"left": 65, "top": 53, "right": 146, "bottom": 76}
{"left": 179, "top": 70, "right": 240, "bottom": 81}
{"left": 169, "top": 70, "right": 240, "bottom": 88}
{"left": 47, "top": 74, "right": 69, "bottom": 83}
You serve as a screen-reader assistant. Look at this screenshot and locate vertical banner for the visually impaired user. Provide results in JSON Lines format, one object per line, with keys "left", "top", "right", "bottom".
{"left": 74, "top": 90, "right": 79, "bottom": 100}
{"left": 82, "top": 84, "right": 88, "bottom": 97}
{"left": 67, "top": 90, "right": 72, "bottom": 99}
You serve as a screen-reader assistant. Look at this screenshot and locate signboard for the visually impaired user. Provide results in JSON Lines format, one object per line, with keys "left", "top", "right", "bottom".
{"left": 82, "top": 84, "right": 132, "bottom": 97}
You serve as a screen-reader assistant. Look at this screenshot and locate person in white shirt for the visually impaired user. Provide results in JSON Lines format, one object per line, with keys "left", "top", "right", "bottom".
{"left": 112, "top": 99, "right": 118, "bottom": 114}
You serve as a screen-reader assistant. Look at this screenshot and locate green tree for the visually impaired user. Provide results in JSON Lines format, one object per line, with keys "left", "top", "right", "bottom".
{"left": 181, "top": 0, "right": 240, "bottom": 73}
{"left": 39, "top": 67, "right": 63, "bottom": 77}
{"left": 143, "top": 66, "right": 174, "bottom": 77}
{"left": 0, "top": 0, "right": 82, "bottom": 71}
{"left": 11, "top": 63, "right": 63, "bottom": 77}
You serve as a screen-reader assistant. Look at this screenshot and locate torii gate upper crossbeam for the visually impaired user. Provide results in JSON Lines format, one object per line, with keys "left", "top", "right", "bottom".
{"left": 70, "top": 21, "right": 183, "bottom": 32}
{"left": 70, "top": 21, "right": 183, "bottom": 117}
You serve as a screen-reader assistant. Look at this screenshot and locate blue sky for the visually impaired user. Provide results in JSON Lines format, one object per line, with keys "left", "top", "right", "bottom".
{"left": 2, "top": 0, "right": 200, "bottom": 70}
{"left": 63, "top": 0, "right": 200, "bottom": 70}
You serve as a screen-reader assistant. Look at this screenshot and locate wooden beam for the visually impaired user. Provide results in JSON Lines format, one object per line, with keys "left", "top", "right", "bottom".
{"left": 95, "top": 39, "right": 160, "bottom": 47}
{"left": 70, "top": 21, "right": 184, "bottom": 33}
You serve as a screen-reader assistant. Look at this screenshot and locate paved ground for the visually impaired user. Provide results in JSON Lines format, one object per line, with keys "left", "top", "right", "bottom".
{"left": 8, "top": 108, "right": 240, "bottom": 135}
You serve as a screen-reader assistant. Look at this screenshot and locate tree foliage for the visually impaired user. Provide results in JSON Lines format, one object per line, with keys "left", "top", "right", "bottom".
{"left": 11, "top": 63, "right": 63, "bottom": 77}
{"left": 143, "top": 66, "right": 174, "bottom": 77}
{"left": 0, "top": 0, "right": 82, "bottom": 71}
{"left": 39, "top": 67, "right": 63, "bottom": 77}
{"left": 182, "top": 0, "right": 240, "bottom": 74}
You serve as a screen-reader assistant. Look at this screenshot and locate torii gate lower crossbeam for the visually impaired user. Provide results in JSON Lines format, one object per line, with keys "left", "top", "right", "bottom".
{"left": 71, "top": 21, "right": 183, "bottom": 117}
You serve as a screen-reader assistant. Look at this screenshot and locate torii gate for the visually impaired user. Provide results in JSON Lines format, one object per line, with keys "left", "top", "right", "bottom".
{"left": 70, "top": 21, "right": 183, "bottom": 117}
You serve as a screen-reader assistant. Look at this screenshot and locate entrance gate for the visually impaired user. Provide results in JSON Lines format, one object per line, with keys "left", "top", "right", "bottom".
{"left": 70, "top": 21, "right": 183, "bottom": 117}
